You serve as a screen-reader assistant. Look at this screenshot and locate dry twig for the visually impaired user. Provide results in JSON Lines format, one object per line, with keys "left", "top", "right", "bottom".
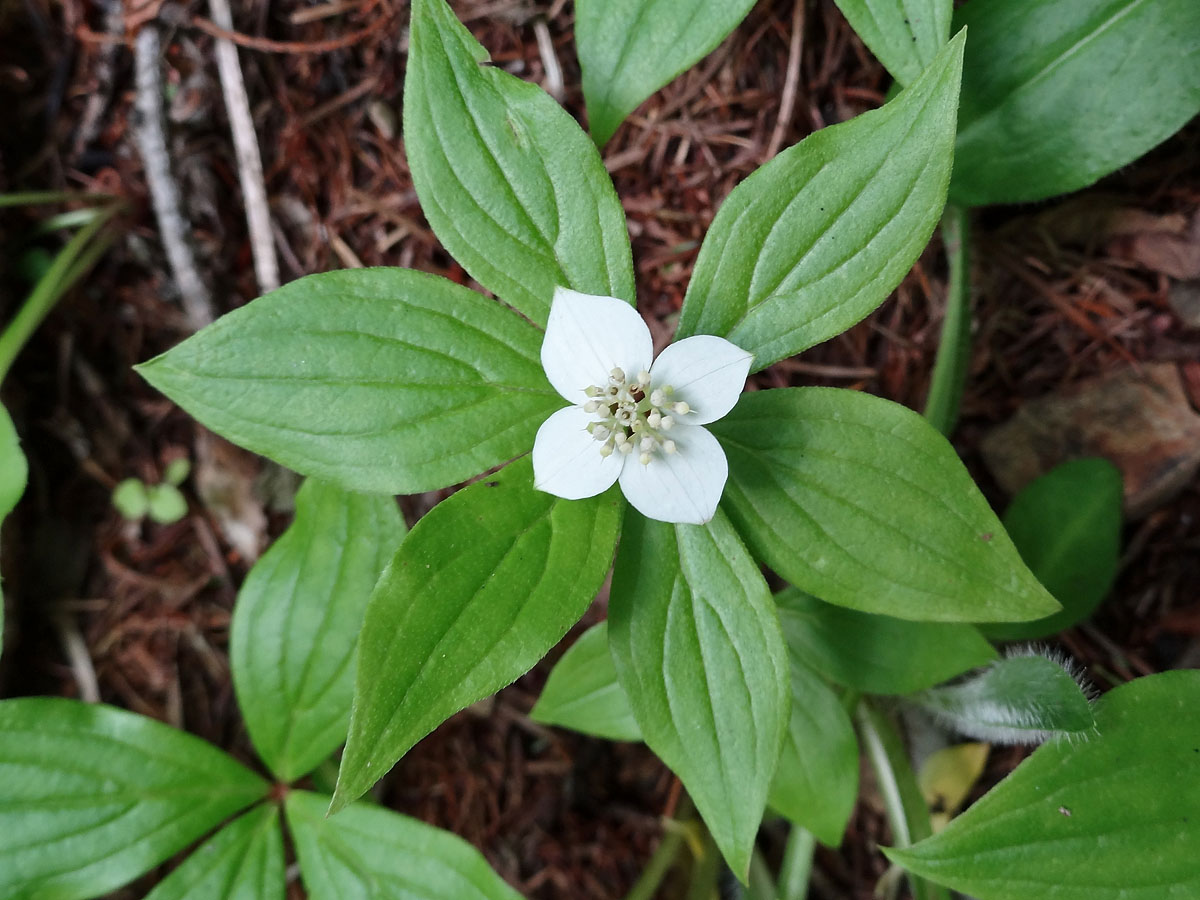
{"left": 207, "top": 0, "right": 280, "bottom": 294}
{"left": 133, "top": 24, "right": 215, "bottom": 328}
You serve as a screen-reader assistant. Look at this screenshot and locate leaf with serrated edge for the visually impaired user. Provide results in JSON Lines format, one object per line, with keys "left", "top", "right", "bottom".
{"left": 912, "top": 652, "right": 1095, "bottom": 744}
{"left": 712, "top": 388, "right": 1059, "bottom": 623}
{"left": 531, "top": 621, "right": 642, "bottom": 742}
{"left": 950, "top": 0, "right": 1200, "bottom": 206}
{"left": 1, "top": 404, "right": 27, "bottom": 660}
{"left": 576, "top": 0, "right": 757, "bottom": 147}
{"left": 288, "top": 791, "right": 522, "bottom": 900}
{"left": 984, "top": 458, "right": 1122, "bottom": 641}
{"left": 777, "top": 587, "right": 998, "bottom": 695}
{"left": 137, "top": 268, "right": 561, "bottom": 495}
{"left": 676, "top": 31, "right": 964, "bottom": 371}
{"left": 609, "top": 509, "right": 789, "bottom": 879}
{"left": 143, "top": 805, "right": 284, "bottom": 900}
{"left": 769, "top": 662, "right": 858, "bottom": 847}
{"left": 834, "top": 0, "right": 951, "bottom": 87}
{"left": 232, "top": 480, "right": 406, "bottom": 781}
{"left": 405, "top": 0, "right": 634, "bottom": 325}
{"left": 0, "top": 698, "right": 267, "bottom": 900}
{"left": 887, "top": 670, "right": 1200, "bottom": 899}
{"left": 333, "top": 456, "right": 622, "bottom": 810}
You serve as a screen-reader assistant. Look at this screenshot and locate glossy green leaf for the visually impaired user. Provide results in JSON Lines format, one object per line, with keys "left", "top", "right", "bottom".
{"left": 334, "top": 456, "right": 622, "bottom": 810}
{"left": 676, "top": 31, "right": 964, "bottom": 371}
{"left": 576, "top": 0, "right": 758, "bottom": 147}
{"left": 776, "top": 587, "right": 997, "bottom": 695}
{"left": 232, "top": 479, "right": 406, "bottom": 781}
{"left": 834, "top": 0, "right": 951, "bottom": 86}
{"left": 405, "top": 0, "right": 634, "bottom": 326}
{"left": 137, "top": 268, "right": 561, "bottom": 495}
{"left": 288, "top": 791, "right": 522, "bottom": 900}
{"left": 984, "top": 459, "right": 1123, "bottom": 641}
{"left": 950, "top": 0, "right": 1200, "bottom": 206}
{"left": 769, "top": 662, "right": 858, "bottom": 847}
{"left": 712, "top": 388, "right": 1060, "bottom": 623}
{"left": 0, "top": 698, "right": 267, "bottom": 900}
{"left": 609, "top": 510, "right": 789, "bottom": 879}
{"left": 530, "top": 621, "right": 642, "bottom": 742}
{"left": 1, "top": 404, "right": 27, "bottom": 656}
{"left": 144, "top": 805, "right": 284, "bottom": 900}
{"left": 888, "top": 670, "right": 1200, "bottom": 899}
{"left": 912, "top": 652, "right": 1095, "bottom": 744}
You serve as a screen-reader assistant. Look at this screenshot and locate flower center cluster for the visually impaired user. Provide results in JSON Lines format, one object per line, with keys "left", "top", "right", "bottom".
{"left": 583, "top": 368, "right": 692, "bottom": 465}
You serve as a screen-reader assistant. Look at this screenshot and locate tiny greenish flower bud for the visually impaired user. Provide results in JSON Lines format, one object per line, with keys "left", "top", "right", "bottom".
{"left": 618, "top": 441, "right": 633, "bottom": 454}
{"left": 584, "top": 399, "right": 602, "bottom": 413}
{"left": 640, "top": 437, "right": 655, "bottom": 453}
{"left": 649, "top": 388, "right": 665, "bottom": 406}
{"left": 609, "top": 367, "right": 626, "bottom": 384}
{"left": 660, "top": 415, "right": 674, "bottom": 430}
{"left": 637, "top": 370, "right": 651, "bottom": 385}
{"left": 663, "top": 439, "right": 677, "bottom": 454}
{"left": 598, "top": 442, "right": 614, "bottom": 458}
{"left": 673, "top": 401, "right": 690, "bottom": 415}
{"left": 647, "top": 411, "right": 662, "bottom": 428}
{"left": 639, "top": 452, "right": 652, "bottom": 465}
{"left": 592, "top": 424, "right": 611, "bottom": 442}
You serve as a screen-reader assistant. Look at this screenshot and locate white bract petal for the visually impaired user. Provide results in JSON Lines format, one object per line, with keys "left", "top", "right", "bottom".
{"left": 618, "top": 424, "right": 727, "bottom": 525}
{"left": 647, "top": 335, "right": 754, "bottom": 425}
{"left": 541, "top": 287, "right": 653, "bottom": 404}
{"left": 532, "top": 405, "right": 623, "bottom": 500}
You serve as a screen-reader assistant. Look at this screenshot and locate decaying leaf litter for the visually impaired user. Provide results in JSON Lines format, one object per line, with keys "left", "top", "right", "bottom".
{"left": 0, "top": 0, "right": 1197, "bottom": 896}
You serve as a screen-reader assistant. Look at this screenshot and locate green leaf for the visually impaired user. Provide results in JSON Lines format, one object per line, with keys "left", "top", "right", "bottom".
{"left": 609, "top": 509, "right": 789, "bottom": 879}
{"left": 0, "top": 698, "right": 268, "bottom": 900}
{"left": 776, "top": 587, "right": 998, "bottom": 695}
{"left": 887, "top": 670, "right": 1200, "bottom": 899}
{"left": 983, "top": 459, "right": 1123, "bottom": 641}
{"left": 675, "top": 31, "right": 965, "bottom": 371}
{"left": 231, "top": 479, "right": 406, "bottom": 781}
{"left": 405, "top": 0, "right": 634, "bottom": 326}
{"left": 112, "top": 478, "right": 151, "bottom": 520}
{"left": 146, "top": 483, "right": 188, "bottom": 524}
{"left": 912, "top": 651, "right": 1096, "bottom": 744}
{"left": 1, "top": 404, "right": 28, "bottom": 657}
{"left": 530, "top": 621, "right": 642, "bottom": 742}
{"left": 575, "top": 0, "right": 757, "bottom": 147}
{"left": 334, "top": 456, "right": 622, "bottom": 810}
{"left": 768, "top": 662, "right": 859, "bottom": 848}
{"left": 287, "top": 791, "right": 522, "bottom": 900}
{"left": 144, "top": 805, "right": 284, "bottom": 900}
{"left": 950, "top": 0, "right": 1200, "bottom": 206}
{"left": 136, "top": 268, "right": 561, "bottom": 495}
{"left": 712, "top": 388, "right": 1060, "bottom": 623}
{"left": 833, "top": 0, "right": 952, "bottom": 86}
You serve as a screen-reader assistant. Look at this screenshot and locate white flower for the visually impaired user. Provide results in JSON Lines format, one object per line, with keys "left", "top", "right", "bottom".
{"left": 532, "top": 287, "right": 753, "bottom": 525}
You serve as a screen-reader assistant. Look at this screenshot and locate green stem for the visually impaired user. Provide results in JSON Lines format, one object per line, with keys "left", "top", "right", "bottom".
{"left": 0, "top": 191, "right": 112, "bottom": 209}
{"left": 747, "top": 846, "right": 776, "bottom": 900}
{"left": 624, "top": 795, "right": 696, "bottom": 900}
{"left": 0, "top": 206, "right": 116, "bottom": 382}
{"left": 777, "top": 826, "right": 815, "bottom": 900}
{"left": 922, "top": 203, "right": 972, "bottom": 436}
{"left": 685, "top": 822, "right": 721, "bottom": 900}
{"left": 856, "top": 700, "right": 949, "bottom": 900}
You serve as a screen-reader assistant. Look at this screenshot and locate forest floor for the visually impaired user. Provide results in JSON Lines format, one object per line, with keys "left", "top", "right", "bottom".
{"left": 1, "top": 0, "right": 1197, "bottom": 897}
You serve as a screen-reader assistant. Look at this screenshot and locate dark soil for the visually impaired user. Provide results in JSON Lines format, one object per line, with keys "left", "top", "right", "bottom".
{"left": 1, "top": 1, "right": 1197, "bottom": 898}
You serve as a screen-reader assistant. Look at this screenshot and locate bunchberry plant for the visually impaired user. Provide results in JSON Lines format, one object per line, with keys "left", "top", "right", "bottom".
{"left": 0, "top": 479, "right": 525, "bottom": 899}
{"left": 5, "top": 0, "right": 1195, "bottom": 898}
